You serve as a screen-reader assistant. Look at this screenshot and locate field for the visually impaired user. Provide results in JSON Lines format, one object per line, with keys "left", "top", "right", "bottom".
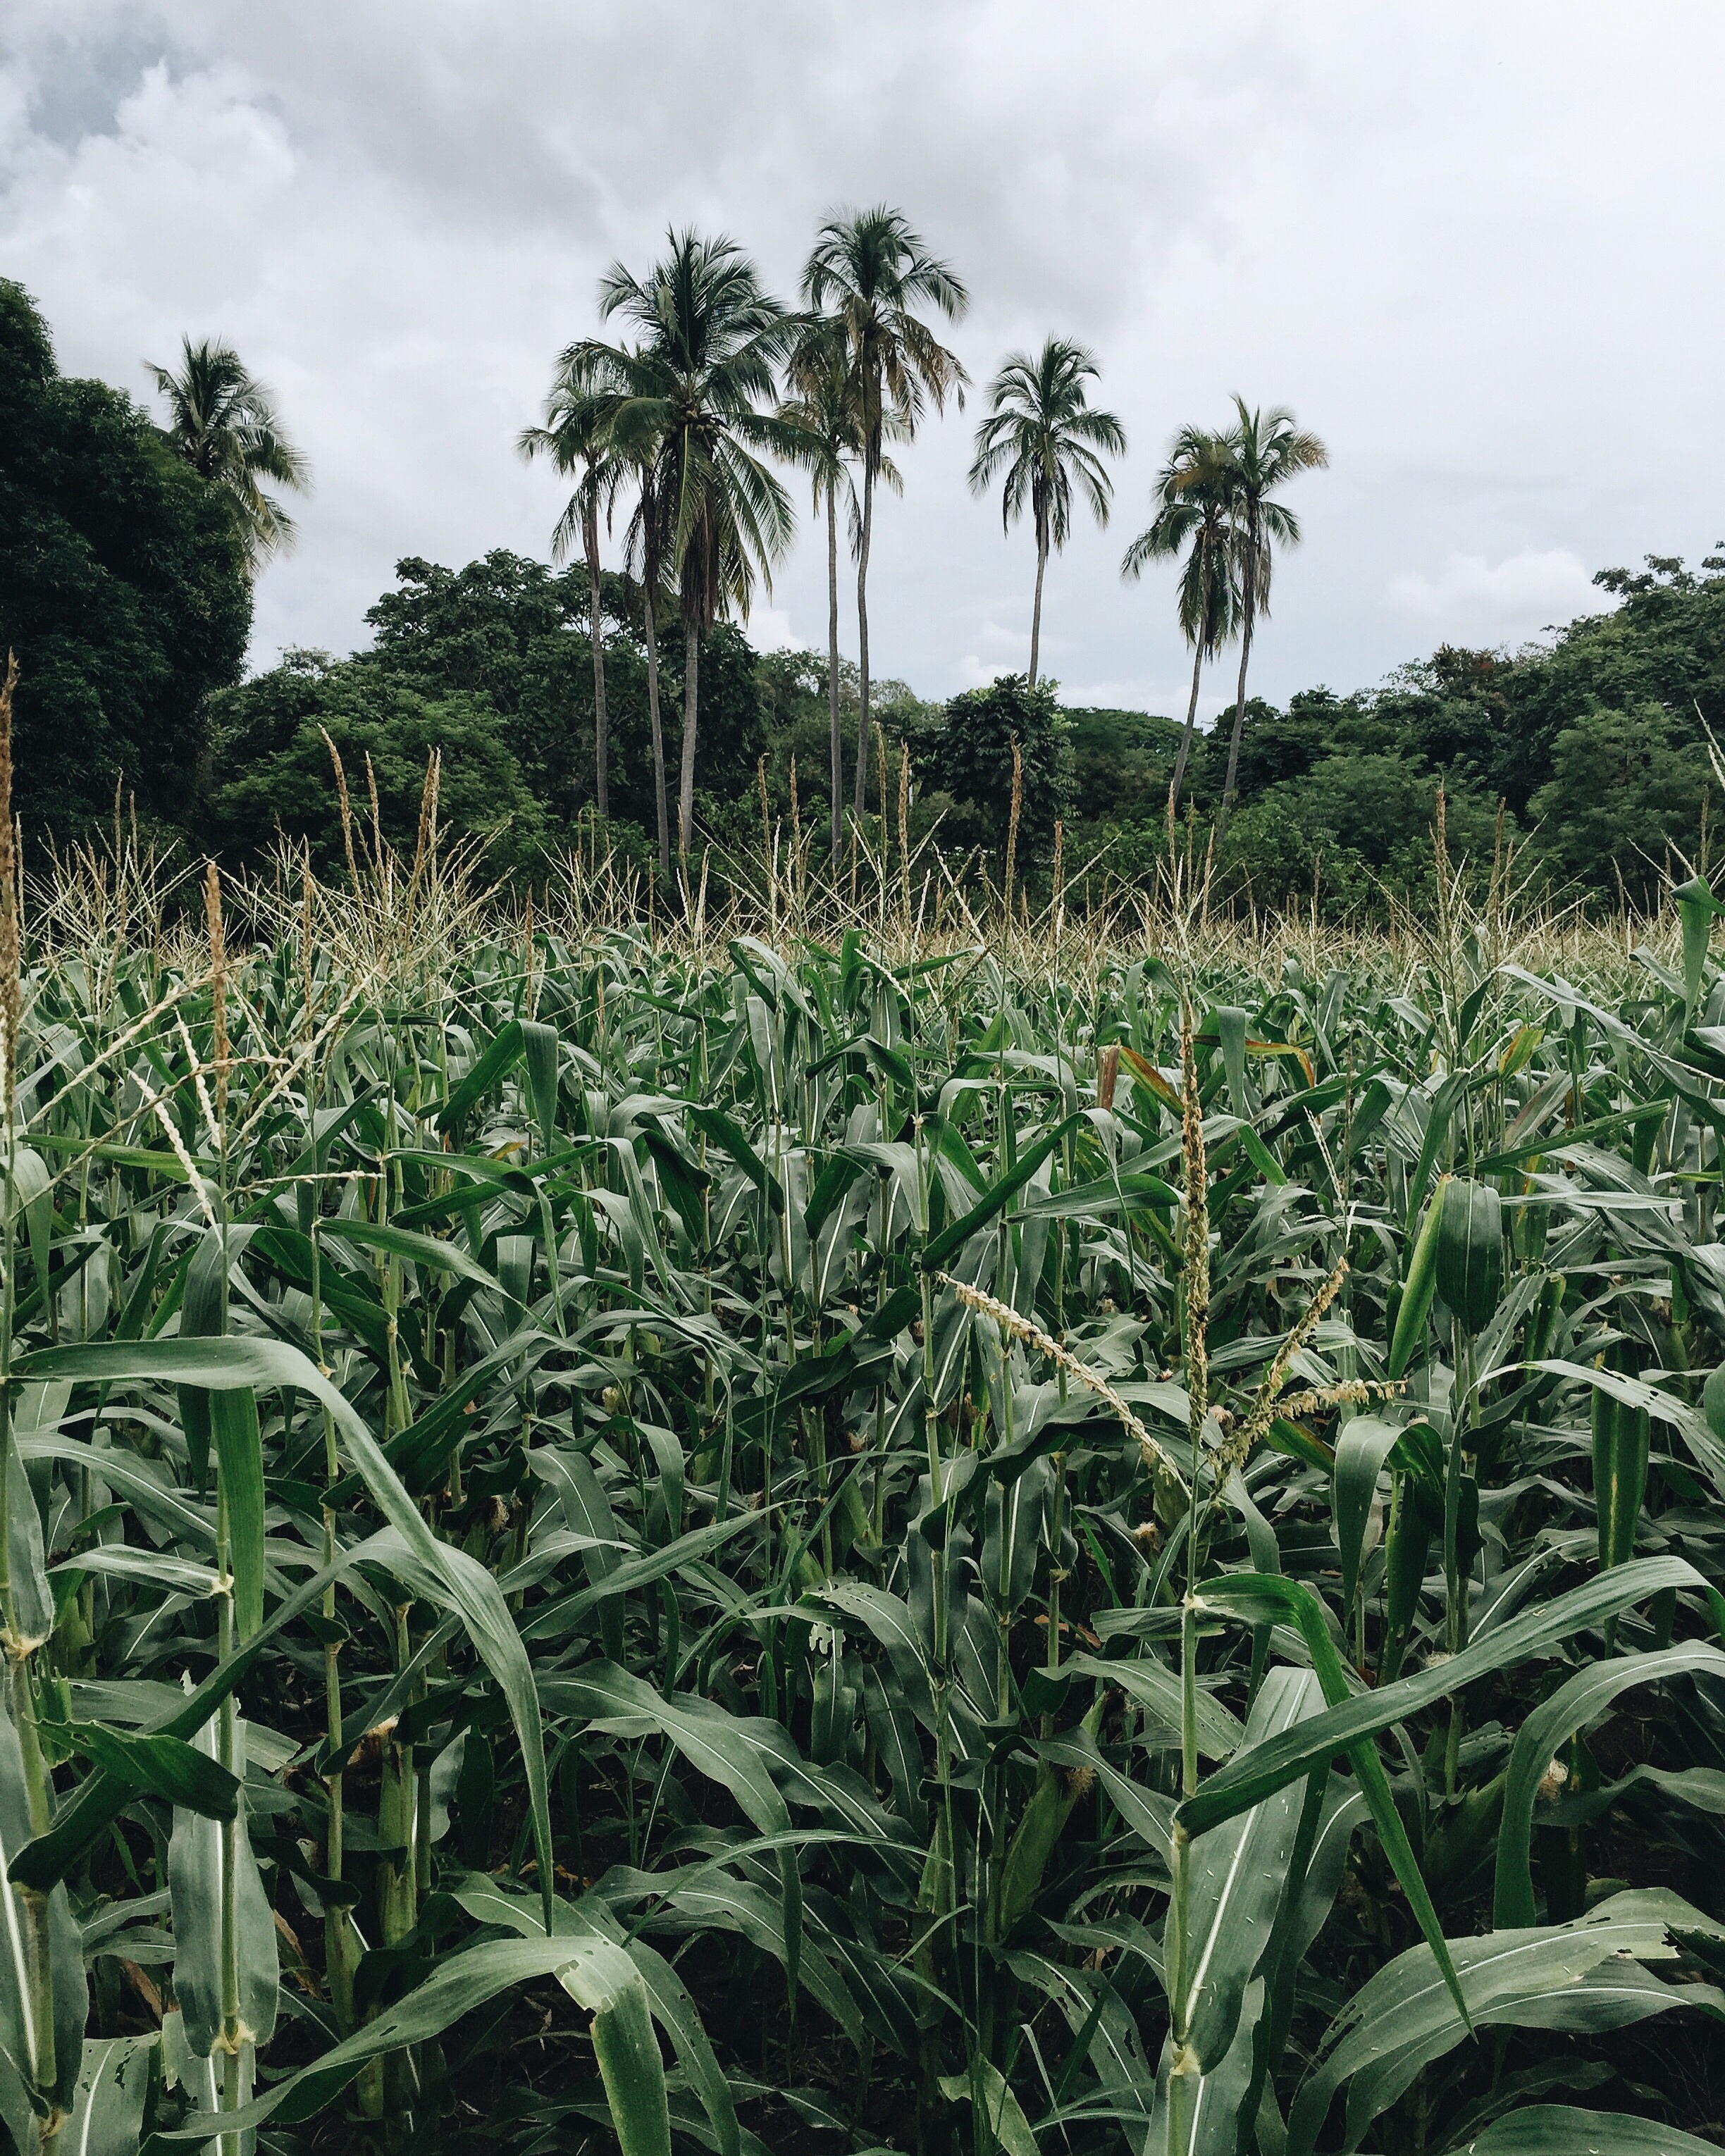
{"left": 4, "top": 812, "right": 1725, "bottom": 2156}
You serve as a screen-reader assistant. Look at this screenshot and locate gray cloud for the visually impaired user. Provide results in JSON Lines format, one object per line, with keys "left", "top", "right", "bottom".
{"left": 3, "top": 1, "right": 1721, "bottom": 719}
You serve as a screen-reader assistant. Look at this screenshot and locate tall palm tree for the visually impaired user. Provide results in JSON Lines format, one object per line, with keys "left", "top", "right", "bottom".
{"left": 1120, "top": 426, "right": 1240, "bottom": 818}
{"left": 1213, "top": 397, "right": 1329, "bottom": 842}
{"left": 520, "top": 378, "right": 626, "bottom": 820}
{"left": 575, "top": 230, "right": 801, "bottom": 858}
{"left": 968, "top": 337, "right": 1125, "bottom": 688}
{"left": 147, "top": 335, "right": 309, "bottom": 571}
{"left": 617, "top": 444, "right": 674, "bottom": 879}
{"left": 803, "top": 206, "right": 968, "bottom": 818}
{"left": 779, "top": 337, "right": 860, "bottom": 850}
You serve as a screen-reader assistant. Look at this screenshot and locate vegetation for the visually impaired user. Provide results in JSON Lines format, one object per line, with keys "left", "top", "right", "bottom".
{"left": 11, "top": 172, "right": 1725, "bottom": 2156}
{"left": 147, "top": 335, "right": 311, "bottom": 571}
{"left": 1, "top": 690, "right": 1724, "bottom": 2155}
{"left": 967, "top": 339, "right": 1125, "bottom": 688}
{"left": 0, "top": 285, "right": 252, "bottom": 844}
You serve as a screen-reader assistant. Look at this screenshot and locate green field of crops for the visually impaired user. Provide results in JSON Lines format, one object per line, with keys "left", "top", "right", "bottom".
{"left": 6, "top": 812, "right": 1725, "bottom": 2156}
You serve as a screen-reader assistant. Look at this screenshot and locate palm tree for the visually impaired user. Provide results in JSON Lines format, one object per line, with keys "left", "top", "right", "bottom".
{"left": 576, "top": 230, "right": 801, "bottom": 859}
{"left": 520, "top": 377, "right": 626, "bottom": 820}
{"left": 1120, "top": 426, "right": 1240, "bottom": 818}
{"left": 779, "top": 337, "right": 860, "bottom": 850}
{"left": 617, "top": 444, "right": 674, "bottom": 880}
{"left": 803, "top": 206, "right": 967, "bottom": 819}
{"left": 147, "top": 335, "right": 309, "bottom": 571}
{"left": 968, "top": 337, "right": 1125, "bottom": 689}
{"left": 1213, "top": 397, "right": 1329, "bottom": 842}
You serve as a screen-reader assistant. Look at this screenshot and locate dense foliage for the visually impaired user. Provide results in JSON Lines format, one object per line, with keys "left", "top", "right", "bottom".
{"left": 6, "top": 807, "right": 1725, "bottom": 2155}
{"left": 0, "top": 283, "right": 252, "bottom": 843}
{"left": 198, "top": 538, "right": 1725, "bottom": 919}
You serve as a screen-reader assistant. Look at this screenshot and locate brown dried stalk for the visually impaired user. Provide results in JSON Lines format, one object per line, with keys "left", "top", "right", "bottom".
{"left": 321, "top": 728, "right": 360, "bottom": 888}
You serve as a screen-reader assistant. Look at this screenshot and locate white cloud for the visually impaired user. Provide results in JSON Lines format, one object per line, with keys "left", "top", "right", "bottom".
{"left": 1, "top": 4, "right": 1720, "bottom": 707}
{"left": 747, "top": 608, "right": 798, "bottom": 654}
{"left": 1385, "top": 550, "right": 1612, "bottom": 643}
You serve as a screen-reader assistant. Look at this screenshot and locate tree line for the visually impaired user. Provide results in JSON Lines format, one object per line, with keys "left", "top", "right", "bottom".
{"left": 1, "top": 262, "right": 1718, "bottom": 913}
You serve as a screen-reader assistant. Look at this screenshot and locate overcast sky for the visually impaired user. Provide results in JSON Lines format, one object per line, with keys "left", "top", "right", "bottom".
{"left": 3, "top": 3, "right": 1721, "bottom": 721}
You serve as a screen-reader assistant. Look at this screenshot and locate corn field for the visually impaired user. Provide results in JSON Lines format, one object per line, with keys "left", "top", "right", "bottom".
{"left": 5, "top": 770, "right": 1725, "bottom": 2156}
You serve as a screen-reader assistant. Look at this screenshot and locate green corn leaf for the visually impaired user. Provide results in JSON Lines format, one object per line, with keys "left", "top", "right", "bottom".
{"left": 1387, "top": 1177, "right": 1447, "bottom": 1377}
{"left": 61, "top": 2034, "right": 155, "bottom": 2156}
{"left": 209, "top": 1387, "right": 264, "bottom": 1640}
{"left": 1286, "top": 1892, "right": 1719, "bottom": 2156}
{"left": 541, "top": 1663, "right": 802, "bottom": 2008}
{"left": 521, "top": 1019, "right": 562, "bottom": 1150}
{"left": 1460, "top": 2104, "right": 1725, "bottom": 2155}
{"left": 922, "top": 1112, "right": 1084, "bottom": 1270}
{"left": 1493, "top": 1642, "right": 1725, "bottom": 1928}
{"left": 437, "top": 1017, "right": 524, "bottom": 1134}
{"left": 939, "top": 2060, "right": 1040, "bottom": 2156}
{"left": 1331, "top": 1415, "right": 1402, "bottom": 1611}
{"left": 168, "top": 1718, "right": 278, "bottom": 2059}
{"left": 1180, "top": 1556, "right": 1711, "bottom": 1839}
{"left": 1180, "top": 1669, "right": 1325, "bottom": 2072}
{"left": 67, "top": 1723, "right": 239, "bottom": 1819}
{"left": 158, "top": 1934, "right": 668, "bottom": 2143}
{"left": 19, "top": 1339, "right": 557, "bottom": 1931}
{"left": 1435, "top": 1177, "right": 1502, "bottom": 1336}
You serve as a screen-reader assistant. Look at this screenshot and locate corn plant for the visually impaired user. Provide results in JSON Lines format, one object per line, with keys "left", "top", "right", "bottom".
{"left": 0, "top": 707, "right": 1721, "bottom": 2155}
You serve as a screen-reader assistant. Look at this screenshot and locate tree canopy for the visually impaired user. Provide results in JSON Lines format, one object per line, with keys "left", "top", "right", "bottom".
{"left": 0, "top": 280, "right": 252, "bottom": 843}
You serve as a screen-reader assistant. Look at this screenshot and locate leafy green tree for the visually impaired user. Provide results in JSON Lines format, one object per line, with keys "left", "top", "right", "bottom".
{"left": 1213, "top": 398, "right": 1328, "bottom": 841}
{"left": 968, "top": 337, "right": 1124, "bottom": 687}
{"left": 1121, "top": 426, "right": 1240, "bottom": 816}
{"left": 204, "top": 648, "right": 547, "bottom": 877}
{"left": 803, "top": 206, "right": 968, "bottom": 817}
{"left": 913, "top": 673, "right": 1071, "bottom": 872}
{"left": 1529, "top": 699, "right": 1702, "bottom": 905}
{"left": 578, "top": 230, "right": 802, "bottom": 855}
{"left": 519, "top": 368, "right": 626, "bottom": 819}
{"left": 0, "top": 281, "right": 251, "bottom": 842}
{"left": 147, "top": 334, "right": 310, "bottom": 570}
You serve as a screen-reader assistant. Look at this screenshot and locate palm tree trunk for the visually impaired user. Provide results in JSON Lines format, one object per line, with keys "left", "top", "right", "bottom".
{"left": 679, "top": 617, "right": 700, "bottom": 860}
{"left": 585, "top": 497, "right": 609, "bottom": 822}
{"left": 1217, "top": 579, "right": 1256, "bottom": 847}
{"left": 644, "top": 589, "right": 669, "bottom": 879}
{"left": 1170, "top": 637, "right": 1205, "bottom": 814}
{"left": 827, "top": 485, "right": 842, "bottom": 853}
{"left": 853, "top": 455, "right": 874, "bottom": 820}
{"left": 1028, "top": 532, "right": 1048, "bottom": 688}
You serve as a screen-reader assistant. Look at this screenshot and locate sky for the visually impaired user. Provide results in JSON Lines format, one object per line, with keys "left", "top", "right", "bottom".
{"left": 3, "top": 3, "right": 1721, "bottom": 724}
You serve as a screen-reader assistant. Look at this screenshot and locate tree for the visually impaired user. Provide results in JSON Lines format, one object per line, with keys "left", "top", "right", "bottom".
{"left": 913, "top": 673, "right": 1072, "bottom": 872}
{"left": 0, "top": 282, "right": 251, "bottom": 841}
{"left": 779, "top": 331, "right": 908, "bottom": 850}
{"left": 520, "top": 372, "right": 626, "bottom": 819}
{"left": 575, "top": 230, "right": 801, "bottom": 858}
{"left": 1213, "top": 397, "right": 1328, "bottom": 842}
{"left": 146, "top": 335, "right": 309, "bottom": 571}
{"left": 204, "top": 648, "right": 548, "bottom": 879}
{"left": 617, "top": 437, "right": 674, "bottom": 877}
{"left": 968, "top": 337, "right": 1124, "bottom": 688}
{"left": 1120, "top": 426, "right": 1240, "bottom": 819}
{"left": 803, "top": 206, "right": 968, "bottom": 819}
